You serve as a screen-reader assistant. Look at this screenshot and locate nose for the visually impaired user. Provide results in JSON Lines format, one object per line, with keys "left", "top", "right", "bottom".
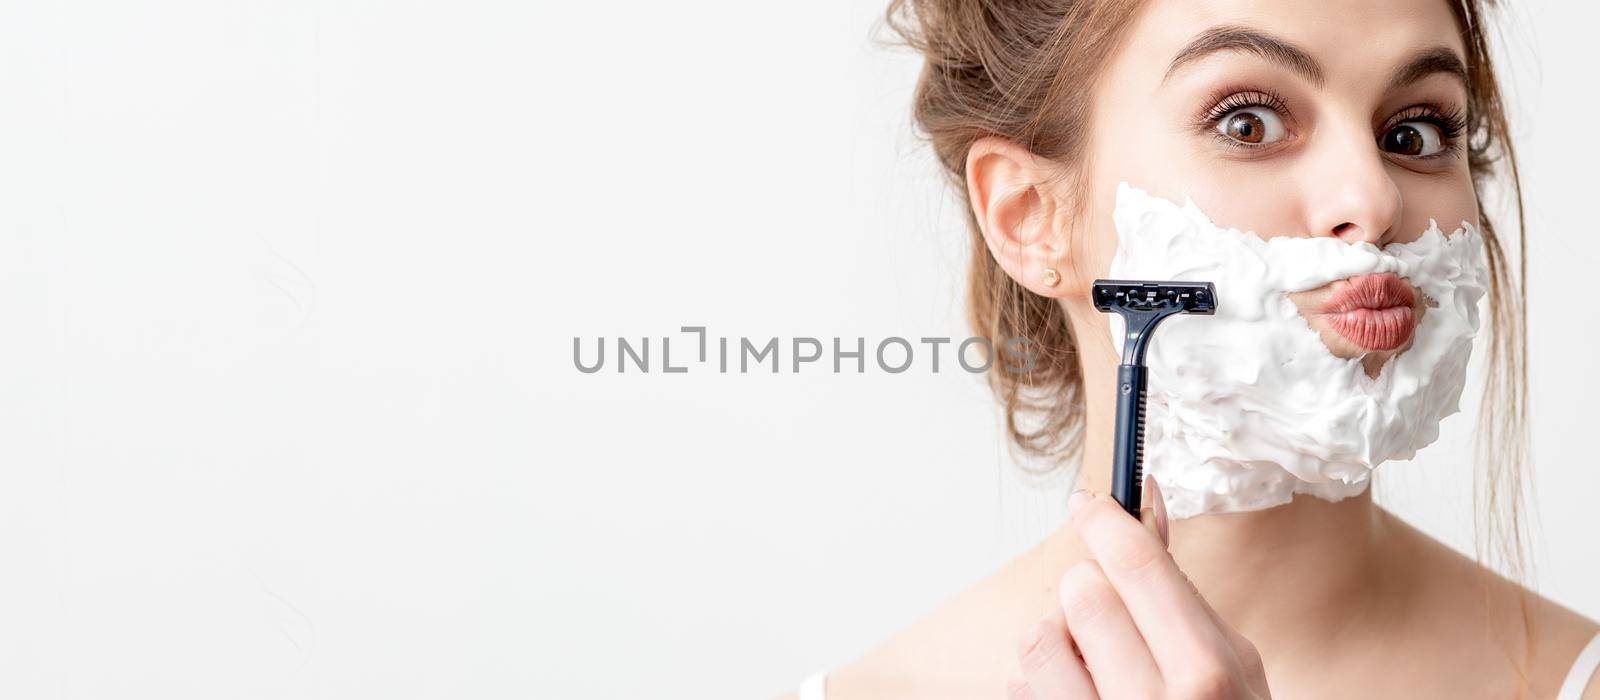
{"left": 1299, "top": 126, "right": 1403, "bottom": 247}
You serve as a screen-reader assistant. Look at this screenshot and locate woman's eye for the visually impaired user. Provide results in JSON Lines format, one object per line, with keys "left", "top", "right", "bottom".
{"left": 1381, "top": 121, "right": 1445, "bottom": 156}
{"left": 1214, "top": 107, "right": 1287, "bottom": 146}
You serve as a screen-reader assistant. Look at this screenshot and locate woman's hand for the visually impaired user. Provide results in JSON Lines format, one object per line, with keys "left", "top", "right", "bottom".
{"left": 1007, "top": 477, "right": 1271, "bottom": 699}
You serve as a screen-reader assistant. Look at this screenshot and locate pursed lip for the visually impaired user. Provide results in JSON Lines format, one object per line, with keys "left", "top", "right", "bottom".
{"left": 1318, "top": 273, "right": 1418, "bottom": 351}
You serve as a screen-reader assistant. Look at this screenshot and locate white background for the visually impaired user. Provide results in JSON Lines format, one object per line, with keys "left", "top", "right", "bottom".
{"left": 2, "top": 1, "right": 1595, "bottom": 698}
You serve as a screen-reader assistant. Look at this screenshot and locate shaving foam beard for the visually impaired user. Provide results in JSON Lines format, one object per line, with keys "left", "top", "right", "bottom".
{"left": 1105, "top": 182, "right": 1489, "bottom": 519}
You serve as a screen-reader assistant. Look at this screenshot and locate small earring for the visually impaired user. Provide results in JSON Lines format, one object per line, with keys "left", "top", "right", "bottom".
{"left": 1041, "top": 267, "right": 1061, "bottom": 288}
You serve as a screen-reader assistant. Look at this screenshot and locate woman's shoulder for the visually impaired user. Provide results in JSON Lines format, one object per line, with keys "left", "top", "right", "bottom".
{"left": 1520, "top": 589, "right": 1600, "bottom": 698}
{"left": 1523, "top": 589, "right": 1600, "bottom": 697}
{"left": 1408, "top": 530, "right": 1600, "bottom": 696}
{"left": 783, "top": 511, "right": 1600, "bottom": 698}
{"left": 809, "top": 528, "right": 1091, "bottom": 699}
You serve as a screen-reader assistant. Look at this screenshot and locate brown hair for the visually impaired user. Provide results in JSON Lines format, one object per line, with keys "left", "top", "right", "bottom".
{"left": 879, "top": 0, "right": 1148, "bottom": 479}
{"left": 878, "top": 0, "right": 1532, "bottom": 666}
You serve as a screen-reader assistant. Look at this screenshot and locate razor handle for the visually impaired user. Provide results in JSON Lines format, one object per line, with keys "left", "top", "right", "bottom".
{"left": 1111, "top": 363, "right": 1148, "bottom": 519}
{"left": 1092, "top": 279, "right": 1216, "bottom": 520}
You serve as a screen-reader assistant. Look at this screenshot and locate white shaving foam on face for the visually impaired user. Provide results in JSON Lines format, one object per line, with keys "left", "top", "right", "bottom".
{"left": 1106, "top": 182, "right": 1488, "bottom": 519}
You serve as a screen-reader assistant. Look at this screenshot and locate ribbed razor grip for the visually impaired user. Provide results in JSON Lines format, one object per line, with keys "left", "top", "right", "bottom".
{"left": 1111, "top": 363, "right": 1148, "bottom": 519}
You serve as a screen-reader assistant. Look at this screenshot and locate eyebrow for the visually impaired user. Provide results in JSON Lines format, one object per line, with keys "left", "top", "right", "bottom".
{"left": 1163, "top": 24, "right": 1469, "bottom": 94}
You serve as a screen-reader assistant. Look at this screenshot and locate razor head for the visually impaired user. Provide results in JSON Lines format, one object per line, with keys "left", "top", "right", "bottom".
{"left": 1092, "top": 279, "right": 1217, "bottom": 365}
{"left": 1092, "top": 279, "right": 1216, "bottom": 316}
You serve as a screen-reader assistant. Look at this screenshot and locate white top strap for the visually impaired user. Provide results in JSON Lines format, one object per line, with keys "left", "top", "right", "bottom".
{"left": 1559, "top": 630, "right": 1600, "bottom": 700}
{"left": 798, "top": 670, "right": 828, "bottom": 700}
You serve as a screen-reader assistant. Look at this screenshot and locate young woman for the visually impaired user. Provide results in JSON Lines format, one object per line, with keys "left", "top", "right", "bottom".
{"left": 782, "top": 0, "right": 1600, "bottom": 697}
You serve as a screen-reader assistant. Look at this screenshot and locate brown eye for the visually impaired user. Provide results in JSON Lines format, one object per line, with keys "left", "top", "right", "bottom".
{"left": 1225, "top": 113, "right": 1264, "bottom": 142}
{"left": 1213, "top": 107, "right": 1286, "bottom": 146}
{"left": 1381, "top": 121, "right": 1445, "bottom": 156}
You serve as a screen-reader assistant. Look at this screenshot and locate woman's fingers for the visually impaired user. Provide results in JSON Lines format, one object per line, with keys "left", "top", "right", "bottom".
{"left": 1057, "top": 560, "right": 1161, "bottom": 697}
{"left": 1069, "top": 491, "right": 1234, "bottom": 679}
{"left": 1004, "top": 672, "right": 1035, "bottom": 700}
{"left": 1178, "top": 572, "right": 1272, "bottom": 697}
{"left": 1135, "top": 490, "right": 1262, "bottom": 689}
{"left": 1036, "top": 486, "right": 1270, "bottom": 698}
{"left": 1014, "top": 605, "right": 1098, "bottom": 699}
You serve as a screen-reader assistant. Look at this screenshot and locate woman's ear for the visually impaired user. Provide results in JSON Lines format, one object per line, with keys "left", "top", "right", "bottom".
{"left": 965, "top": 136, "right": 1073, "bottom": 297}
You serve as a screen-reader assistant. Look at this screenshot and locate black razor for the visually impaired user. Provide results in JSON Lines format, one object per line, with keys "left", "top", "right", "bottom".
{"left": 1092, "top": 279, "right": 1218, "bottom": 519}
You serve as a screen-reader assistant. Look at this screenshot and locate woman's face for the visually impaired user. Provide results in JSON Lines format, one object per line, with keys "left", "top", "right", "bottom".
{"left": 1066, "top": 0, "right": 1477, "bottom": 371}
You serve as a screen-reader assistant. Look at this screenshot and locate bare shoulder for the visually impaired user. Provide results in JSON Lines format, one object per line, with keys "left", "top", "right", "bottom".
{"left": 1531, "top": 590, "right": 1600, "bottom": 698}
{"left": 818, "top": 588, "right": 1008, "bottom": 699}
{"left": 1473, "top": 558, "right": 1597, "bottom": 692}
{"left": 1403, "top": 523, "right": 1599, "bottom": 696}
{"left": 821, "top": 528, "right": 1089, "bottom": 699}
{"left": 1527, "top": 588, "right": 1600, "bottom": 698}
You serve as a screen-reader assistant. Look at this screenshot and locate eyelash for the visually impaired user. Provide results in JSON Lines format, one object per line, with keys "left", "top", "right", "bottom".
{"left": 1386, "top": 103, "right": 1468, "bottom": 153}
{"left": 1199, "top": 86, "right": 1291, "bottom": 125}
{"left": 1194, "top": 85, "right": 1468, "bottom": 160}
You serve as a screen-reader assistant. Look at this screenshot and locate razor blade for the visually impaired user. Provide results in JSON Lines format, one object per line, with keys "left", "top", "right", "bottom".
{"left": 1092, "top": 280, "right": 1216, "bottom": 365}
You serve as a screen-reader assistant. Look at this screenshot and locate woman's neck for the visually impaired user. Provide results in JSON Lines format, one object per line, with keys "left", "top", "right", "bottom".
{"left": 1066, "top": 329, "right": 1421, "bottom": 652}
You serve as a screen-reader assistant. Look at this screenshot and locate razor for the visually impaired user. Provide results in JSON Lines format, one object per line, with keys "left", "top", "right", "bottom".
{"left": 1092, "top": 279, "right": 1218, "bottom": 519}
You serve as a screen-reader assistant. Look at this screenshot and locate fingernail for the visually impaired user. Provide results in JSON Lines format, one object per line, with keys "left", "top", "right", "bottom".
{"left": 1148, "top": 478, "right": 1170, "bottom": 545}
{"left": 1067, "top": 489, "right": 1091, "bottom": 514}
